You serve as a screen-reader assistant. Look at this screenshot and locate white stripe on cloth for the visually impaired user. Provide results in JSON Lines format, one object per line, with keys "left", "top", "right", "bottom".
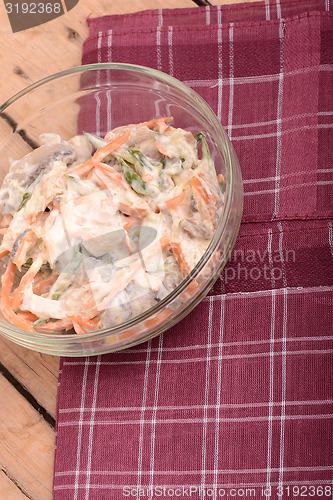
{"left": 217, "top": 26, "right": 223, "bottom": 123}
{"left": 62, "top": 348, "right": 333, "bottom": 368}
{"left": 328, "top": 221, "right": 333, "bottom": 259}
{"left": 100, "top": 335, "right": 333, "bottom": 356}
{"left": 158, "top": 8, "right": 163, "bottom": 27}
{"left": 84, "top": 355, "right": 101, "bottom": 500}
{"left": 232, "top": 122, "right": 332, "bottom": 142}
{"left": 106, "top": 31, "right": 112, "bottom": 132}
{"left": 233, "top": 111, "right": 333, "bottom": 130}
{"left": 58, "top": 399, "right": 333, "bottom": 415}
{"left": 277, "top": 222, "right": 288, "bottom": 288}
{"left": 274, "top": 21, "right": 285, "bottom": 218}
{"left": 265, "top": 0, "right": 271, "bottom": 21}
{"left": 244, "top": 179, "right": 333, "bottom": 197}
{"left": 168, "top": 26, "right": 174, "bottom": 77}
{"left": 73, "top": 359, "right": 89, "bottom": 500}
{"left": 244, "top": 168, "right": 333, "bottom": 184}
{"left": 227, "top": 24, "right": 234, "bottom": 139}
{"left": 206, "top": 5, "right": 210, "bottom": 26}
{"left": 266, "top": 290, "right": 276, "bottom": 499}
{"left": 148, "top": 334, "right": 164, "bottom": 499}
{"left": 276, "top": 0, "right": 282, "bottom": 19}
{"left": 267, "top": 229, "right": 276, "bottom": 289}
{"left": 56, "top": 466, "right": 333, "bottom": 478}
{"left": 217, "top": 4, "right": 222, "bottom": 25}
{"left": 212, "top": 295, "right": 225, "bottom": 498}
{"left": 200, "top": 296, "right": 214, "bottom": 493}
{"left": 54, "top": 479, "right": 333, "bottom": 491}
{"left": 95, "top": 31, "right": 103, "bottom": 137}
{"left": 278, "top": 288, "right": 288, "bottom": 489}
{"left": 184, "top": 64, "right": 333, "bottom": 90}
{"left": 136, "top": 340, "right": 152, "bottom": 498}
{"left": 156, "top": 26, "right": 162, "bottom": 71}
{"left": 59, "top": 413, "right": 333, "bottom": 427}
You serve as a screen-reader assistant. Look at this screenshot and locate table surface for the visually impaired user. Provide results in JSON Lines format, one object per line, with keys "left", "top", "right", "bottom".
{"left": 0, "top": 1, "right": 259, "bottom": 498}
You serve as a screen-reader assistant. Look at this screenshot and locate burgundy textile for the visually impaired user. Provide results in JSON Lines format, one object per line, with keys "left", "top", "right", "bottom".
{"left": 53, "top": 1, "right": 333, "bottom": 499}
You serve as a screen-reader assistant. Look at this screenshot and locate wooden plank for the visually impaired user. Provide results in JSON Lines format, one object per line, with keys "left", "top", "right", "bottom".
{"left": 0, "top": 374, "right": 55, "bottom": 500}
{"left": 0, "top": 0, "right": 195, "bottom": 106}
{"left": 0, "top": 471, "right": 29, "bottom": 500}
{"left": 0, "top": 336, "right": 59, "bottom": 420}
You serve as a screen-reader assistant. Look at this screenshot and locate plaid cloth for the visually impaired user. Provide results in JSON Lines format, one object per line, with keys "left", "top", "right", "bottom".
{"left": 53, "top": 1, "right": 333, "bottom": 499}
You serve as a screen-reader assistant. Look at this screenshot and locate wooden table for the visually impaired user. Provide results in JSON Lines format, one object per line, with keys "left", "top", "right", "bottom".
{"left": 0, "top": 0, "right": 257, "bottom": 498}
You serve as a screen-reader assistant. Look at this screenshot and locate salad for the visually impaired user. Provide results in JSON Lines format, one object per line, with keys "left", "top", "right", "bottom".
{"left": 0, "top": 117, "right": 224, "bottom": 334}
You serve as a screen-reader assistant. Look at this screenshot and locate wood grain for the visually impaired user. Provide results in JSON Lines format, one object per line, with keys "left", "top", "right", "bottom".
{"left": 0, "top": 337, "right": 59, "bottom": 419}
{"left": 0, "top": 374, "right": 55, "bottom": 500}
{"left": 0, "top": 470, "right": 29, "bottom": 500}
{"left": 0, "top": 0, "right": 195, "bottom": 105}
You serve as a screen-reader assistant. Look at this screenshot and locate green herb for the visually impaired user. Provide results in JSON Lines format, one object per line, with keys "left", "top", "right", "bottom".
{"left": 194, "top": 132, "right": 212, "bottom": 160}
{"left": 128, "top": 149, "right": 162, "bottom": 173}
{"left": 121, "top": 161, "right": 159, "bottom": 197}
{"left": 83, "top": 131, "right": 108, "bottom": 149}
{"left": 18, "top": 192, "right": 32, "bottom": 211}
{"left": 22, "top": 257, "right": 33, "bottom": 269}
{"left": 39, "top": 262, "right": 52, "bottom": 273}
{"left": 48, "top": 251, "right": 82, "bottom": 300}
{"left": 33, "top": 318, "right": 49, "bottom": 326}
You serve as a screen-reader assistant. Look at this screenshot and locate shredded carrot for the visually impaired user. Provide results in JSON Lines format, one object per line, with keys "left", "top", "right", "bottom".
{"left": 165, "top": 192, "right": 185, "bottom": 210}
{"left": 153, "top": 141, "right": 168, "bottom": 156}
{"left": 191, "top": 175, "right": 217, "bottom": 218}
{"left": 142, "top": 173, "right": 154, "bottom": 183}
{"left": 33, "top": 274, "right": 58, "bottom": 296}
{"left": 168, "top": 241, "right": 191, "bottom": 275}
{"left": 119, "top": 329, "right": 137, "bottom": 341}
{"left": 13, "top": 230, "right": 36, "bottom": 268}
{"left": 72, "top": 320, "right": 86, "bottom": 334}
{"left": 1, "top": 214, "right": 12, "bottom": 228}
{"left": 17, "top": 311, "right": 39, "bottom": 321}
{"left": 0, "top": 250, "right": 9, "bottom": 260}
{"left": 192, "top": 176, "right": 209, "bottom": 203}
{"left": 95, "top": 163, "right": 126, "bottom": 187}
{"left": 182, "top": 280, "right": 199, "bottom": 301}
{"left": 38, "top": 318, "right": 73, "bottom": 331}
{"left": 144, "top": 307, "right": 173, "bottom": 329}
{"left": 141, "top": 116, "right": 173, "bottom": 129}
{"left": 69, "top": 129, "right": 130, "bottom": 177}
{"left": 90, "top": 170, "right": 109, "bottom": 190}
{"left": 217, "top": 173, "right": 224, "bottom": 184}
{"left": 68, "top": 314, "right": 99, "bottom": 330}
{"left": 11, "top": 255, "right": 44, "bottom": 312}
{"left": 0, "top": 260, "right": 35, "bottom": 332}
{"left": 118, "top": 202, "right": 147, "bottom": 218}
{"left": 104, "top": 131, "right": 115, "bottom": 141}
{"left": 84, "top": 236, "right": 170, "bottom": 314}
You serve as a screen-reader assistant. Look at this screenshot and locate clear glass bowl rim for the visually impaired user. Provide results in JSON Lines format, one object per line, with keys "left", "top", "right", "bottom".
{"left": 0, "top": 62, "right": 237, "bottom": 343}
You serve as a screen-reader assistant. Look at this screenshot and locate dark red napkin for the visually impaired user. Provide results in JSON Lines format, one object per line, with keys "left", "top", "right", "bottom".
{"left": 53, "top": 1, "right": 333, "bottom": 498}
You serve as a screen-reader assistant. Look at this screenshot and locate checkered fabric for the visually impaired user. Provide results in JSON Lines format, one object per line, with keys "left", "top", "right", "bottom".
{"left": 53, "top": 1, "right": 333, "bottom": 499}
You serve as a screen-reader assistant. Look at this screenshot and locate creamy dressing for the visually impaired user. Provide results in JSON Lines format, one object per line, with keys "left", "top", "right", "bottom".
{"left": 0, "top": 119, "right": 223, "bottom": 333}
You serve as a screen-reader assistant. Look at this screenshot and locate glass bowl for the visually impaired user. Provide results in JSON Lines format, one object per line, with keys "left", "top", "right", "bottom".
{"left": 0, "top": 63, "right": 243, "bottom": 356}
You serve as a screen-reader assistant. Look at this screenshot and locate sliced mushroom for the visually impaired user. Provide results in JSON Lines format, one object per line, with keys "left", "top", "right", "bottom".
{"left": 180, "top": 219, "right": 213, "bottom": 240}
{"left": 0, "top": 142, "right": 76, "bottom": 213}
